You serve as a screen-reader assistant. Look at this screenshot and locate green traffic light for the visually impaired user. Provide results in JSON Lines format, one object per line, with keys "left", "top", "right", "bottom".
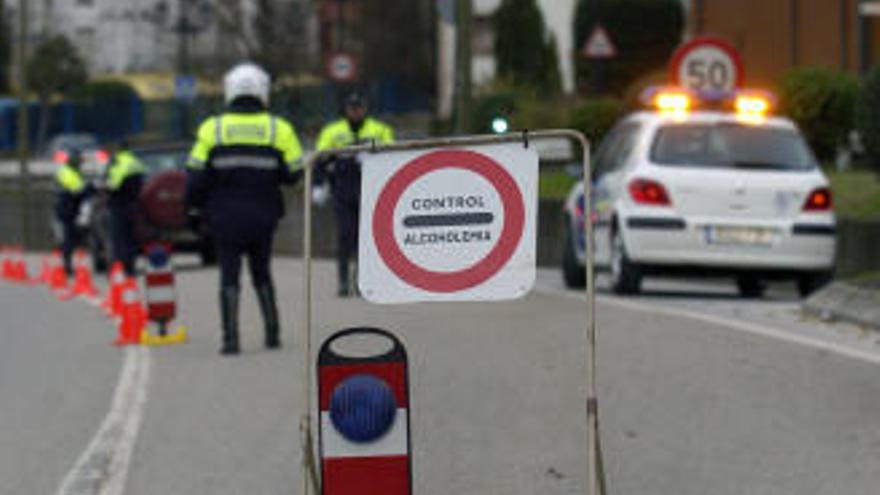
{"left": 491, "top": 117, "right": 509, "bottom": 134}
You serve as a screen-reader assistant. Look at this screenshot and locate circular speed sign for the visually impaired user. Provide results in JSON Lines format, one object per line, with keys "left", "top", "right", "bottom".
{"left": 669, "top": 37, "right": 744, "bottom": 93}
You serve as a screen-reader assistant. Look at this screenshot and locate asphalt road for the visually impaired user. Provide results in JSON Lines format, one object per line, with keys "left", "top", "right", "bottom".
{"left": 3, "top": 259, "right": 880, "bottom": 494}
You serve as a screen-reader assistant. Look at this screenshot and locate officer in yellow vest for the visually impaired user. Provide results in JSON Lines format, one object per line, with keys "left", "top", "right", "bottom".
{"left": 315, "top": 92, "right": 394, "bottom": 296}
{"left": 186, "top": 63, "right": 303, "bottom": 355}
{"left": 54, "top": 149, "right": 95, "bottom": 276}
{"left": 105, "top": 140, "right": 145, "bottom": 276}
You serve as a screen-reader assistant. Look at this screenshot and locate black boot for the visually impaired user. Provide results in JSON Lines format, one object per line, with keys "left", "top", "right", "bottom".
{"left": 256, "top": 284, "right": 281, "bottom": 349}
{"left": 220, "top": 287, "right": 240, "bottom": 355}
{"left": 337, "top": 254, "right": 350, "bottom": 297}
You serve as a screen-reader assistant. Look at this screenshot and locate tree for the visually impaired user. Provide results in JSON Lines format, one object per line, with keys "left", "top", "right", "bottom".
{"left": 574, "top": 0, "right": 684, "bottom": 95}
{"left": 0, "top": 5, "right": 11, "bottom": 93}
{"left": 494, "top": 0, "right": 560, "bottom": 93}
{"left": 26, "top": 35, "right": 87, "bottom": 148}
{"left": 780, "top": 67, "right": 858, "bottom": 162}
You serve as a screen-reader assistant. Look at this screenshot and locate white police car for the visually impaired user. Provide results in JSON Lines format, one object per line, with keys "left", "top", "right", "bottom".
{"left": 562, "top": 88, "right": 836, "bottom": 298}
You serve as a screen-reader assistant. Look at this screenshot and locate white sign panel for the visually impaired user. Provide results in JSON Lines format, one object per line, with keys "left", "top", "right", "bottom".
{"left": 359, "top": 144, "right": 538, "bottom": 304}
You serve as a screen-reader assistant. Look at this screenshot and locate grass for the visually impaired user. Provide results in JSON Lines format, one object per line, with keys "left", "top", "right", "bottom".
{"left": 825, "top": 169, "right": 880, "bottom": 219}
{"left": 539, "top": 168, "right": 577, "bottom": 200}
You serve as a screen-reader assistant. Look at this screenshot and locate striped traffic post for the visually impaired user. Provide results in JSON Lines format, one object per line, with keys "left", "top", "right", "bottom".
{"left": 317, "top": 327, "right": 412, "bottom": 495}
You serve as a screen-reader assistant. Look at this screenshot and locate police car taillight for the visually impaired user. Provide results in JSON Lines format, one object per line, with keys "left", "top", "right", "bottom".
{"left": 803, "top": 187, "right": 833, "bottom": 212}
{"left": 629, "top": 178, "right": 671, "bottom": 206}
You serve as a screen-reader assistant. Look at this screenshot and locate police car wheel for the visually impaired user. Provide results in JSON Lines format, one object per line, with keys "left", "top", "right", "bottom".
{"left": 736, "top": 277, "right": 766, "bottom": 299}
{"left": 609, "top": 229, "right": 641, "bottom": 295}
{"left": 562, "top": 222, "right": 586, "bottom": 289}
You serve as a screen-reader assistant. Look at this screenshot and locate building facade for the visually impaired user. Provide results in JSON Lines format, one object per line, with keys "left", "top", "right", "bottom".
{"left": 689, "top": 0, "right": 880, "bottom": 86}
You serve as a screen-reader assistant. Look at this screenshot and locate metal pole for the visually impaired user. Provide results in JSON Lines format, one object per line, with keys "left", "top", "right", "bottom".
{"left": 17, "top": 0, "right": 31, "bottom": 248}
{"left": 789, "top": 0, "right": 799, "bottom": 67}
{"left": 301, "top": 158, "right": 316, "bottom": 495}
{"left": 453, "top": 0, "right": 472, "bottom": 133}
{"left": 300, "top": 130, "right": 604, "bottom": 495}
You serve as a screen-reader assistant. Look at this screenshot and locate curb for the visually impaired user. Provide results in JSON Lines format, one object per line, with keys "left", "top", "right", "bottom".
{"left": 802, "top": 282, "right": 880, "bottom": 330}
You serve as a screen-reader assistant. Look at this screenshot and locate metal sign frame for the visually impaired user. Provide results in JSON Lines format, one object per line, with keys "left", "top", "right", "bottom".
{"left": 299, "top": 130, "right": 604, "bottom": 495}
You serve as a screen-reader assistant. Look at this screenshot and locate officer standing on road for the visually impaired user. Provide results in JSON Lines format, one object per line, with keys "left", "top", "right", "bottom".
{"left": 105, "top": 140, "right": 145, "bottom": 276}
{"left": 315, "top": 92, "right": 394, "bottom": 296}
{"left": 186, "top": 63, "right": 303, "bottom": 356}
{"left": 54, "top": 149, "right": 94, "bottom": 276}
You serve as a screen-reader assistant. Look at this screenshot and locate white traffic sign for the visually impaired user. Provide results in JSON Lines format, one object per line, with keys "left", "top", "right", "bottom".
{"left": 582, "top": 25, "right": 616, "bottom": 59}
{"left": 669, "top": 37, "right": 744, "bottom": 92}
{"left": 326, "top": 52, "right": 358, "bottom": 82}
{"left": 358, "top": 144, "right": 538, "bottom": 304}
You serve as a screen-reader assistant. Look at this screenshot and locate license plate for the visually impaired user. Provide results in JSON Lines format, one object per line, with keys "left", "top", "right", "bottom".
{"left": 704, "top": 226, "right": 779, "bottom": 247}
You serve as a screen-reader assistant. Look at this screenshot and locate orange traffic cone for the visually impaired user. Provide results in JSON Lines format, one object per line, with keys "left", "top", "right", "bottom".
{"left": 35, "top": 256, "right": 53, "bottom": 285}
{"left": 12, "top": 249, "right": 30, "bottom": 284}
{"left": 61, "top": 263, "right": 100, "bottom": 300}
{"left": 49, "top": 264, "right": 69, "bottom": 293}
{"left": 113, "top": 280, "right": 145, "bottom": 346}
{"left": 102, "top": 262, "right": 126, "bottom": 317}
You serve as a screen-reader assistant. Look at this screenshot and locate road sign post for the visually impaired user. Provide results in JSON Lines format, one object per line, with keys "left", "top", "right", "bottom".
{"left": 669, "top": 36, "right": 744, "bottom": 93}
{"left": 300, "top": 130, "right": 604, "bottom": 495}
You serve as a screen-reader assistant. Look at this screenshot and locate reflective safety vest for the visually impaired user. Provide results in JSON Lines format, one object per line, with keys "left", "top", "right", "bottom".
{"left": 56, "top": 164, "right": 86, "bottom": 194}
{"left": 188, "top": 112, "right": 303, "bottom": 172}
{"left": 106, "top": 150, "right": 145, "bottom": 191}
{"left": 316, "top": 117, "right": 395, "bottom": 151}
{"left": 186, "top": 112, "right": 304, "bottom": 234}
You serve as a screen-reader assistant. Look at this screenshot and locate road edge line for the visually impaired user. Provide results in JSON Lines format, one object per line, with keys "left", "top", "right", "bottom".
{"left": 538, "top": 287, "right": 880, "bottom": 366}
{"left": 53, "top": 346, "right": 151, "bottom": 495}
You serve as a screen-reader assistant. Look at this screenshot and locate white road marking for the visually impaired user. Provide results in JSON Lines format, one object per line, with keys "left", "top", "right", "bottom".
{"left": 540, "top": 286, "right": 880, "bottom": 366}
{"left": 53, "top": 346, "right": 151, "bottom": 495}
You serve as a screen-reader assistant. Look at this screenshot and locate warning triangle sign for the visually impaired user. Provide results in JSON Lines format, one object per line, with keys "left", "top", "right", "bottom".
{"left": 582, "top": 26, "right": 617, "bottom": 59}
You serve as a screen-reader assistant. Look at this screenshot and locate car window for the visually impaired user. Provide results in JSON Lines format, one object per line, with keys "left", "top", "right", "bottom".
{"left": 594, "top": 122, "right": 641, "bottom": 179}
{"left": 137, "top": 150, "right": 189, "bottom": 174}
{"left": 650, "top": 123, "right": 818, "bottom": 171}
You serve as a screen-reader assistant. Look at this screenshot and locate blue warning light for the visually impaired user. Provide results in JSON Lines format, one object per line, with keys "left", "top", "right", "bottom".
{"left": 330, "top": 374, "right": 397, "bottom": 443}
{"left": 147, "top": 246, "right": 169, "bottom": 268}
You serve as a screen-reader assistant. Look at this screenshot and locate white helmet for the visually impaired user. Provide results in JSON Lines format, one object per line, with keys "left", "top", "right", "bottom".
{"left": 223, "top": 63, "right": 270, "bottom": 106}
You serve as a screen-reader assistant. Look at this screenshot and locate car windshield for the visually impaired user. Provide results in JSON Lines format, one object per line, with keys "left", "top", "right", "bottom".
{"left": 650, "top": 123, "right": 818, "bottom": 171}
{"left": 136, "top": 149, "right": 189, "bottom": 174}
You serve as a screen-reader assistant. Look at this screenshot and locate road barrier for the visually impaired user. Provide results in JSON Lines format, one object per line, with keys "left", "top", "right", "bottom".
{"left": 300, "top": 130, "right": 605, "bottom": 495}
{"left": 141, "top": 245, "right": 187, "bottom": 346}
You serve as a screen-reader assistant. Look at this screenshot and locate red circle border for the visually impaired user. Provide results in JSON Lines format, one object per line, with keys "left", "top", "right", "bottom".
{"left": 372, "top": 149, "right": 525, "bottom": 293}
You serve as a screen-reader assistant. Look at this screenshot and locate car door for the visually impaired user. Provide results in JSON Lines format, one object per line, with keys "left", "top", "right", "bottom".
{"left": 593, "top": 121, "right": 643, "bottom": 266}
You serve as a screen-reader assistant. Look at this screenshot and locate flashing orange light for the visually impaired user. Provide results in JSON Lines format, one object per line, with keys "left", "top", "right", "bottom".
{"left": 735, "top": 95, "right": 771, "bottom": 116}
{"left": 654, "top": 92, "right": 692, "bottom": 113}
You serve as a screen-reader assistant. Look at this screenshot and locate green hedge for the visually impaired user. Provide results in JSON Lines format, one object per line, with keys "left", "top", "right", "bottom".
{"left": 857, "top": 65, "right": 880, "bottom": 170}
{"left": 567, "top": 98, "right": 626, "bottom": 145}
{"left": 778, "top": 67, "right": 858, "bottom": 161}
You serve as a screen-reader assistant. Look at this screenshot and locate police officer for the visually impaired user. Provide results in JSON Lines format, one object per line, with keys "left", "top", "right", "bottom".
{"left": 315, "top": 92, "right": 394, "bottom": 296}
{"left": 105, "top": 140, "right": 145, "bottom": 276}
{"left": 54, "top": 149, "right": 94, "bottom": 276}
{"left": 186, "top": 63, "right": 303, "bottom": 356}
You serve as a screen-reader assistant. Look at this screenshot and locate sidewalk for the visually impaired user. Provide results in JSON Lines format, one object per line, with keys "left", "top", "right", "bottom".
{"left": 803, "top": 279, "right": 880, "bottom": 329}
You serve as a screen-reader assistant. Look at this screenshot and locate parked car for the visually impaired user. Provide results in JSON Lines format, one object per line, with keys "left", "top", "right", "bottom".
{"left": 44, "top": 133, "right": 110, "bottom": 172}
{"left": 562, "top": 87, "right": 836, "bottom": 298}
{"left": 85, "top": 142, "right": 214, "bottom": 271}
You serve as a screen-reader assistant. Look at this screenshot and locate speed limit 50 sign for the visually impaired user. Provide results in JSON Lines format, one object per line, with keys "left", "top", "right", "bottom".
{"left": 669, "top": 37, "right": 744, "bottom": 93}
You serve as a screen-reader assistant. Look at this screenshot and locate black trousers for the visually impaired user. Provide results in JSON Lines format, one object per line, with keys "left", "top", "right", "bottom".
{"left": 334, "top": 200, "right": 359, "bottom": 284}
{"left": 216, "top": 232, "right": 274, "bottom": 290}
{"left": 60, "top": 220, "right": 81, "bottom": 276}
{"left": 109, "top": 205, "right": 138, "bottom": 276}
